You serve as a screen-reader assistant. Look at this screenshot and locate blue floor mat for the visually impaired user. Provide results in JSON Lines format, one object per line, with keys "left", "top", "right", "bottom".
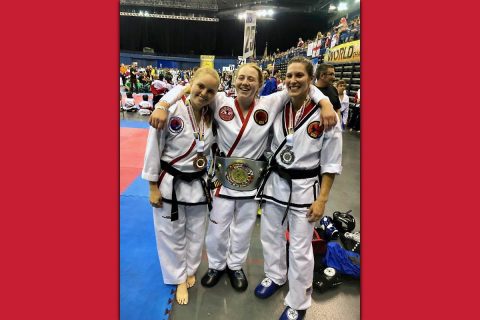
{"left": 120, "top": 176, "right": 175, "bottom": 320}
{"left": 120, "top": 120, "right": 150, "bottom": 129}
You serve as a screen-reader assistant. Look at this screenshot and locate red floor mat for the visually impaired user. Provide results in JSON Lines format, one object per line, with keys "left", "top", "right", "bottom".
{"left": 120, "top": 128, "right": 149, "bottom": 193}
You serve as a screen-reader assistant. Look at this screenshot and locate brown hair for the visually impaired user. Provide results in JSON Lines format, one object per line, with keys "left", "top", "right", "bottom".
{"left": 315, "top": 63, "right": 334, "bottom": 80}
{"left": 287, "top": 56, "right": 314, "bottom": 79}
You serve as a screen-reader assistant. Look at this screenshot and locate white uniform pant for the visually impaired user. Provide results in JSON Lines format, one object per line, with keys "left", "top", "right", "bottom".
{"left": 152, "top": 202, "right": 207, "bottom": 285}
{"left": 205, "top": 197, "right": 258, "bottom": 271}
{"left": 261, "top": 202, "right": 315, "bottom": 311}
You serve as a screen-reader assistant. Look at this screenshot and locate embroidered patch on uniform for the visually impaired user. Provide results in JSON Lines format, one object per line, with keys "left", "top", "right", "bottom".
{"left": 307, "top": 121, "right": 324, "bottom": 139}
{"left": 168, "top": 116, "right": 184, "bottom": 134}
{"left": 253, "top": 109, "right": 268, "bottom": 125}
{"left": 219, "top": 106, "right": 234, "bottom": 121}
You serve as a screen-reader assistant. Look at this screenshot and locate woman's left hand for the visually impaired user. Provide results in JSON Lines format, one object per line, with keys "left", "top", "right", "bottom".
{"left": 307, "top": 199, "right": 327, "bottom": 222}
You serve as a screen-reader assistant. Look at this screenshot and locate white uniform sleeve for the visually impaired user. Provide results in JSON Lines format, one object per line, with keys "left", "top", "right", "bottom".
{"left": 211, "top": 91, "right": 228, "bottom": 111}
{"left": 258, "top": 88, "right": 290, "bottom": 115}
{"left": 320, "top": 115, "right": 343, "bottom": 175}
{"left": 160, "top": 85, "right": 185, "bottom": 107}
{"left": 309, "top": 84, "right": 330, "bottom": 104}
{"left": 142, "top": 127, "right": 166, "bottom": 181}
{"left": 339, "top": 96, "right": 348, "bottom": 112}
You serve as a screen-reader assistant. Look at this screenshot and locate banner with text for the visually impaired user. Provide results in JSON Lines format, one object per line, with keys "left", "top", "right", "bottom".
{"left": 200, "top": 55, "right": 215, "bottom": 68}
{"left": 323, "top": 40, "right": 360, "bottom": 64}
{"left": 242, "top": 11, "right": 256, "bottom": 60}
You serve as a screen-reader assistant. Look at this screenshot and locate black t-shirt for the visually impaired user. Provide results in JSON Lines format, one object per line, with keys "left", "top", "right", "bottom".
{"left": 316, "top": 85, "right": 341, "bottom": 111}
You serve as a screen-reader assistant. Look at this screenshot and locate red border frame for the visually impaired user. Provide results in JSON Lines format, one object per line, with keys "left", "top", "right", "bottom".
{"left": 3, "top": 0, "right": 480, "bottom": 319}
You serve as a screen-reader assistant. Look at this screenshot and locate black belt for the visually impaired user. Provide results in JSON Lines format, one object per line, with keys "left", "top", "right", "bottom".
{"left": 160, "top": 160, "right": 212, "bottom": 221}
{"left": 256, "top": 158, "right": 321, "bottom": 224}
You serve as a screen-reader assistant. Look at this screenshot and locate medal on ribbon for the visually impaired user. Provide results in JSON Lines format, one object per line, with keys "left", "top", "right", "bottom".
{"left": 186, "top": 98, "right": 208, "bottom": 170}
{"left": 281, "top": 97, "right": 310, "bottom": 165}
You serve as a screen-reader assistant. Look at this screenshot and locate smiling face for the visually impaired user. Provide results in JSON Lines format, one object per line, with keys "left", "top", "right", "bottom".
{"left": 189, "top": 73, "right": 219, "bottom": 110}
{"left": 285, "top": 62, "right": 312, "bottom": 100}
{"left": 235, "top": 65, "right": 261, "bottom": 101}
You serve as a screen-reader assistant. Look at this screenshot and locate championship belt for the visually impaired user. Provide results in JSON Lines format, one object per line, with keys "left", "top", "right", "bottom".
{"left": 215, "top": 156, "right": 267, "bottom": 191}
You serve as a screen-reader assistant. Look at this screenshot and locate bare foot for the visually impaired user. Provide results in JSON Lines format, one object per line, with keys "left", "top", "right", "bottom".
{"left": 176, "top": 282, "right": 188, "bottom": 305}
{"left": 186, "top": 275, "right": 196, "bottom": 288}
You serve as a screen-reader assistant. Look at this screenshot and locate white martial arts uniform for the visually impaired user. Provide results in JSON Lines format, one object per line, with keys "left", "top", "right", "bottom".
{"left": 142, "top": 96, "right": 214, "bottom": 285}
{"left": 162, "top": 86, "right": 328, "bottom": 272}
{"left": 258, "top": 100, "right": 342, "bottom": 311}
{"left": 138, "top": 100, "right": 153, "bottom": 116}
{"left": 122, "top": 97, "right": 138, "bottom": 111}
{"left": 339, "top": 93, "right": 350, "bottom": 128}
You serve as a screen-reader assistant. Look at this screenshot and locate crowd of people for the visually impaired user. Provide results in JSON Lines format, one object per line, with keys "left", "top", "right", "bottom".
{"left": 260, "top": 16, "right": 360, "bottom": 67}
{"left": 120, "top": 60, "right": 360, "bottom": 132}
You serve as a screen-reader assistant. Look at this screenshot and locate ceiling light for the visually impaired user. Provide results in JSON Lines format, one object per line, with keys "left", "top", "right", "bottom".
{"left": 338, "top": 3, "right": 348, "bottom": 11}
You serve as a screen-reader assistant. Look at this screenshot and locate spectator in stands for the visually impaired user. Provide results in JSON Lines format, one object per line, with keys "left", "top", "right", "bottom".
{"left": 314, "top": 64, "right": 341, "bottom": 113}
{"left": 348, "top": 20, "right": 360, "bottom": 42}
{"left": 324, "top": 32, "right": 332, "bottom": 49}
{"left": 336, "top": 80, "right": 350, "bottom": 130}
{"left": 297, "top": 37, "right": 304, "bottom": 48}
{"left": 260, "top": 69, "right": 278, "bottom": 96}
{"left": 330, "top": 33, "right": 338, "bottom": 48}
{"left": 334, "top": 17, "right": 349, "bottom": 45}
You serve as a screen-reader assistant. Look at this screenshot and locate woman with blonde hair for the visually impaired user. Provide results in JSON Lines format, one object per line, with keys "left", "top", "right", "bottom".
{"left": 142, "top": 67, "right": 220, "bottom": 305}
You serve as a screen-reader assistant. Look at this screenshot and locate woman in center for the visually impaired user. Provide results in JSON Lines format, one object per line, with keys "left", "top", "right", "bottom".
{"left": 150, "top": 62, "right": 336, "bottom": 293}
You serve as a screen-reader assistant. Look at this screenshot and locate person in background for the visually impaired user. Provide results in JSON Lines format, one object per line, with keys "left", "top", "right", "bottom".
{"left": 138, "top": 94, "right": 154, "bottom": 116}
{"left": 348, "top": 88, "right": 360, "bottom": 133}
{"left": 125, "top": 73, "right": 141, "bottom": 94}
{"left": 122, "top": 92, "right": 139, "bottom": 112}
{"left": 297, "top": 37, "right": 304, "bottom": 48}
{"left": 151, "top": 74, "right": 168, "bottom": 108}
{"left": 314, "top": 64, "right": 341, "bottom": 114}
{"left": 260, "top": 69, "right": 278, "bottom": 96}
{"left": 336, "top": 80, "right": 350, "bottom": 130}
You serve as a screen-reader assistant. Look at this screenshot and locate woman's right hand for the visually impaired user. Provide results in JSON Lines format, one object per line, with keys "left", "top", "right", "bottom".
{"left": 149, "top": 107, "right": 169, "bottom": 129}
{"left": 149, "top": 186, "right": 163, "bottom": 208}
